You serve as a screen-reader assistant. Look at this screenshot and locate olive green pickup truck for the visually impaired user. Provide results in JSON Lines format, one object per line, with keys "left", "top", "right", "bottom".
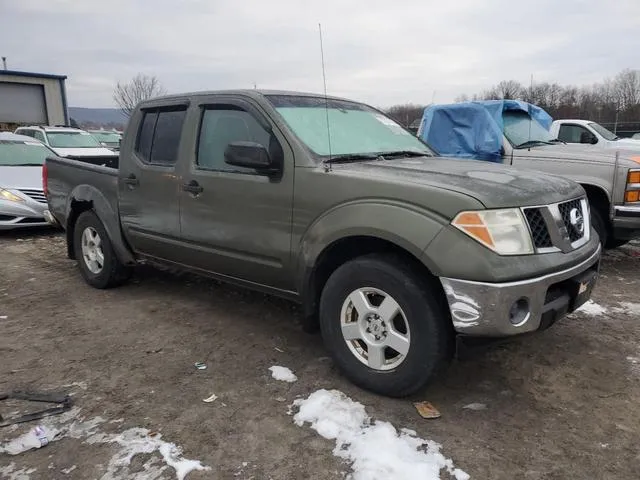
{"left": 44, "top": 90, "right": 601, "bottom": 397}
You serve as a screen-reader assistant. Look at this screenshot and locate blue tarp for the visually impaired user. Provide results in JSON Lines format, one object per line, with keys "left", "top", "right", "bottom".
{"left": 418, "top": 100, "right": 553, "bottom": 162}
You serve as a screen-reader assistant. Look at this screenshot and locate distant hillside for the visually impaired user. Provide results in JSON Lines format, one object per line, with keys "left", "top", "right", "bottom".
{"left": 69, "top": 107, "right": 126, "bottom": 128}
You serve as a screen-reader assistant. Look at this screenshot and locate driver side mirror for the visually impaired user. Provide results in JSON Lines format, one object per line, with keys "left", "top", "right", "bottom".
{"left": 224, "top": 141, "right": 279, "bottom": 175}
{"left": 590, "top": 135, "right": 598, "bottom": 144}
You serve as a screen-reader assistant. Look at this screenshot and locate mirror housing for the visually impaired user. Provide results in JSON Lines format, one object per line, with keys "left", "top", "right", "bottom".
{"left": 224, "top": 141, "right": 279, "bottom": 174}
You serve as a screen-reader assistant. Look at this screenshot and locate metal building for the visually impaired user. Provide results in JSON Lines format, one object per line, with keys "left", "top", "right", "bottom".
{"left": 0, "top": 69, "right": 69, "bottom": 130}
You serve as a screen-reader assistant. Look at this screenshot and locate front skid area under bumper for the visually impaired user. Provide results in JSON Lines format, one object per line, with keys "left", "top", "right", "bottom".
{"left": 440, "top": 245, "right": 601, "bottom": 338}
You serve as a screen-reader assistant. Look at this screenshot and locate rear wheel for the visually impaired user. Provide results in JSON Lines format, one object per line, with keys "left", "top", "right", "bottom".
{"left": 319, "top": 254, "right": 453, "bottom": 397}
{"left": 73, "top": 210, "right": 131, "bottom": 289}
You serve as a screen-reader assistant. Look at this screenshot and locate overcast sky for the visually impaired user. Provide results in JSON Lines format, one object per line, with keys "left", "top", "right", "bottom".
{"left": 2, "top": 0, "right": 639, "bottom": 108}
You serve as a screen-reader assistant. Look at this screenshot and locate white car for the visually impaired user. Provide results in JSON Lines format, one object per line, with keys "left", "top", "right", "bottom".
{"left": 550, "top": 119, "right": 640, "bottom": 149}
{"left": 0, "top": 132, "right": 54, "bottom": 230}
{"left": 14, "top": 125, "right": 119, "bottom": 158}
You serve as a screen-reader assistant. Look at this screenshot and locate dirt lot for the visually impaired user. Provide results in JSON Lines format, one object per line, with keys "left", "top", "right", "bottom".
{"left": 1, "top": 229, "right": 639, "bottom": 480}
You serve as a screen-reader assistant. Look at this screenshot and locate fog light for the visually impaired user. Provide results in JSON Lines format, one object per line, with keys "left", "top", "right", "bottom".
{"left": 509, "top": 298, "right": 530, "bottom": 326}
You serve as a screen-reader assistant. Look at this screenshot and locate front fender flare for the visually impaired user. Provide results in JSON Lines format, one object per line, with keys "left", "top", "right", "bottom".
{"left": 295, "top": 200, "right": 447, "bottom": 294}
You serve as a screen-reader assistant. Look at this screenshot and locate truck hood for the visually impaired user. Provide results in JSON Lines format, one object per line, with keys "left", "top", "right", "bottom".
{"left": 334, "top": 157, "right": 583, "bottom": 209}
{"left": 610, "top": 138, "right": 640, "bottom": 149}
{"left": 0, "top": 165, "right": 43, "bottom": 189}
{"left": 516, "top": 143, "right": 640, "bottom": 163}
{"left": 52, "top": 147, "right": 118, "bottom": 157}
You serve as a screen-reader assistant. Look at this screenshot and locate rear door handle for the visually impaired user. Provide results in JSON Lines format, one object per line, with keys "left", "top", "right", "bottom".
{"left": 182, "top": 180, "right": 203, "bottom": 195}
{"left": 123, "top": 174, "right": 139, "bottom": 187}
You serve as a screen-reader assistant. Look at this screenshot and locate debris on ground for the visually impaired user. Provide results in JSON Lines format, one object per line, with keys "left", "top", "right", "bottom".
{"left": 268, "top": 366, "right": 297, "bottom": 383}
{"left": 0, "top": 425, "right": 53, "bottom": 455}
{"left": 202, "top": 394, "right": 218, "bottom": 403}
{"left": 0, "top": 391, "right": 73, "bottom": 427}
{"left": 462, "top": 403, "right": 487, "bottom": 411}
{"left": 413, "top": 401, "right": 441, "bottom": 419}
{"left": 194, "top": 362, "right": 207, "bottom": 370}
{"left": 293, "top": 389, "right": 468, "bottom": 480}
{"left": 274, "top": 347, "right": 285, "bottom": 353}
{"left": 61, "top": 465, "right": 77, "bottom": 474}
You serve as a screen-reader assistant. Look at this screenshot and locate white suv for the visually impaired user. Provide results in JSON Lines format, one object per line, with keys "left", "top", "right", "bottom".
{"left": 14, "top": 126, "right": 118, "bottom": 158}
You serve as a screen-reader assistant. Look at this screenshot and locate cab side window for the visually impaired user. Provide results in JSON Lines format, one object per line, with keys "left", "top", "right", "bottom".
{"left": 34, "top": 131, "right": 46, "bottom": 143}
{"left": 135, "top": 107, "right": 187, "bottom": 166}
{"left": 196, "top": 106, "right": 277, "bottom": 174}
{"left": 558, "top": 125, "right": 596, "bottom": 144}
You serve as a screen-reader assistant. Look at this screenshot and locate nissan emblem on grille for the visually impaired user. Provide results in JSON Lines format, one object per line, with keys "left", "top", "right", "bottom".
{"left": 569, "top": 207, "right": 584, "bottom": 235}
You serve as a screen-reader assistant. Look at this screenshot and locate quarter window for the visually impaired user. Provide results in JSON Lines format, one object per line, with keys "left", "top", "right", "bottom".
{"left": 135, "top": 107, "right": 187, "bottom": 165}
{"left": 197, "top": 106, "right": 276, "bottom": 173}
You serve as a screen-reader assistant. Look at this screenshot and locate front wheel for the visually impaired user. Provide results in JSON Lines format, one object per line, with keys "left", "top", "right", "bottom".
{"left": 73, "top": 210, "right": 131, "bottom": 289}
{"left": 319, "top": 254, "right": 453, "bottom": 397}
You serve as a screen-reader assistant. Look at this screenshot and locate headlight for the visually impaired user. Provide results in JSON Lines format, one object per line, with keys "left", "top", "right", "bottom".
{"left": 452, "top": 208, "right": 534, "bottom": 255}
{"left": 0, "top": 188, "right": 24, "bottom": 203}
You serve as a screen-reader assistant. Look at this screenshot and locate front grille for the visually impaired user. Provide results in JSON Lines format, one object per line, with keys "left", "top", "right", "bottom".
{"left": 524, "top": 208, "right": 553, "bottom": 248}
{"left": 18, "top": 189, "right": 47, "bottom": 204}
{"left": 558, "top": 199, "right": 584, "bottom": 242}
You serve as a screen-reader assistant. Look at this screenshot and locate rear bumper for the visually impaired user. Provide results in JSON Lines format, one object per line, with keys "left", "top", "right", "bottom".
{"left": 440, "top": 244, "right": 601, "bottom": 337}
{"left": 613, "top": 205, "right": 640, "bottom": 239}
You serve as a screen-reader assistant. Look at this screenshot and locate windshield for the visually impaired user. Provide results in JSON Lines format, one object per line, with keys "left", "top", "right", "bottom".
{"left": 91, "top": 132, "right": 121, "bottom": 143}
{"left": 0, "top": 140, "right": 52, "bottom": 166}
{"left": 46, "top": 131, "right": 102, "bottom": 148}
{"left": 503, "top": 110, "right": 555, "bottom": 147}
{"left": 267, "top": 95, "right": 431, "bottom": 157}
{"left": 588, "top": 122, "right": 618, "bottom": 141}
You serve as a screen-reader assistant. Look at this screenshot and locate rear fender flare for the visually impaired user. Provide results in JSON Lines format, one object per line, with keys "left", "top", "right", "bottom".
{"left": 66, "top": 185, "right": 136, "bottom": 265}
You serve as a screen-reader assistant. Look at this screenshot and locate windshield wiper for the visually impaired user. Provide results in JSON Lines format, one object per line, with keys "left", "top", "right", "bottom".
{"left": 376, "top": 150, "right": 431, "bottom": 159}
{"left": 324, "top": 153, "right": 382, "bottom": 164}
{"left": 6, "top": 163, "right": 43, "bottom": 166}
{"left": 516, "top": 140, "right": 554, "bottom": 148}
{"left": 549, "top": 138, "right": 566, "bottom": 144}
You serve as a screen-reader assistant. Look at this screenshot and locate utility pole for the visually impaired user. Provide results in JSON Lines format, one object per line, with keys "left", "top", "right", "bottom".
{"left": 1, "top": 57, "right": 6, "bottom": 70}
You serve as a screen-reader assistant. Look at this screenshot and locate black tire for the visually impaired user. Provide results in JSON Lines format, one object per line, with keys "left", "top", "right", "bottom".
{"left": 590, "top": 207, "right": 609, "bottom": 248}
{"left": 319, "top": 254, "right": 453, "bottom": 397}
{"left": 605, "top": 238, "right": 628, "bottom": 249}
{"left": 73, "top": 210, "right": 131, "bottom": 289}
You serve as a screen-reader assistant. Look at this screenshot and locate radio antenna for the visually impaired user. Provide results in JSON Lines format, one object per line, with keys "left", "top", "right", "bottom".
{"left": 319, "top": 23, "right": 333, "bottom": 169}
{"left": 527, "top": 73, "right": 533, "bottom": 147}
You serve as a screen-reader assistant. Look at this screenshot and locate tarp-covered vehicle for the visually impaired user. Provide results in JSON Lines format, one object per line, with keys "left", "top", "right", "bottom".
{"left": 418, "top": 100, "right": 640, "bottom": 248}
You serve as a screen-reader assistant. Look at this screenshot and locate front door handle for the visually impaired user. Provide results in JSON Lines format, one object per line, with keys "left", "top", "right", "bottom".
{"left": 182, "top": 180, "right": 203, "bottom": 195}
{"left": 123, "top": 174, "right": 139, "bottom": 187}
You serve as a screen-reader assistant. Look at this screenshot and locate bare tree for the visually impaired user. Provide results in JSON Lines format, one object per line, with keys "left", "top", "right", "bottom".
{"left": 384, "top": 103, "right": 428, "bottom": 127}
{"left": 113, "top": 74, "right": 167, "bottom": 117}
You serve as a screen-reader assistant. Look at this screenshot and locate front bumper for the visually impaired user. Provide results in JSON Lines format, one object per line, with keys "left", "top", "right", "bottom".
{"left": 440, "top": 244, "right": 601, "bottom": 337}
{"left": 613, "top": 205, "right": 640, "bottom": 240}
{"left": 0, "top": 199, "right": 48, "bottom": 231}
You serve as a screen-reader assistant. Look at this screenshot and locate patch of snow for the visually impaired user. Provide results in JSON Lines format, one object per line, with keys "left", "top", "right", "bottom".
{"left": 0, "top": 463, "right": 36, "bottom": 480}
{"left": 462, "top": 403, "right": 487, "bottom": 411}
{"left": 269, "top": 366, "right": 297, "bottom": 383}
{"left": 1, "top": 408, "right": 209, "bottom": 480}
{"left": 612, "top": 302, "right": 640, "bottom": 316}
{"left": 292, "top": 389, "right": 469, "bottom": 480}
{"left": 575, "top": 300, "right": 607, "bottom": 316}
{"left": 61, "top": 465, "right": 77, "bottom": 474}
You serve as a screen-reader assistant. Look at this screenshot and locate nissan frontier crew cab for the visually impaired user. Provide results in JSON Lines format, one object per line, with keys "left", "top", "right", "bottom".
{"left": 44, "top": 90, "right": 601, "bottom": 397}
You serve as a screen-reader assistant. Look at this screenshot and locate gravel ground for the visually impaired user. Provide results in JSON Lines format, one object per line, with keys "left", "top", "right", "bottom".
{"left": 1, "top": 229, "right": 639, "bottom": 480}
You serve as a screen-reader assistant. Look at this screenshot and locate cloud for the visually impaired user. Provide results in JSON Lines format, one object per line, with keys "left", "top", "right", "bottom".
{"left": 2, "top": 0, "right": 639, "bottom": 107}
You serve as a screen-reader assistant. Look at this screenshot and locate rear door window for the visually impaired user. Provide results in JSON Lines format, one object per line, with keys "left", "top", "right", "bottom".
{"left": 135, "top": 107, "right": 187, "bottom": 166}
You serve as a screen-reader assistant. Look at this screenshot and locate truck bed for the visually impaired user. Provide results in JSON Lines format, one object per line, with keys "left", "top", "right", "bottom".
{"left": 46, "top": 155, "right": 120, "bottom": 229}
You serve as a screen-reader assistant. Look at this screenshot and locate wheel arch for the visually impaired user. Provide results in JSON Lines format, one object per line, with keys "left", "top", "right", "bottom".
{"left": 65, "top": 185, "right": 135, "bottom": 264}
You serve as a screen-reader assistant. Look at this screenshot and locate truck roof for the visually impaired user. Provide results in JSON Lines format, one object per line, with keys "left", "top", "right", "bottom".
{"left": 552, "top": 119, "right": 592, "bottom": 126}
{"left": 138, "top": 89, "right": 359, "bottom": 108}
